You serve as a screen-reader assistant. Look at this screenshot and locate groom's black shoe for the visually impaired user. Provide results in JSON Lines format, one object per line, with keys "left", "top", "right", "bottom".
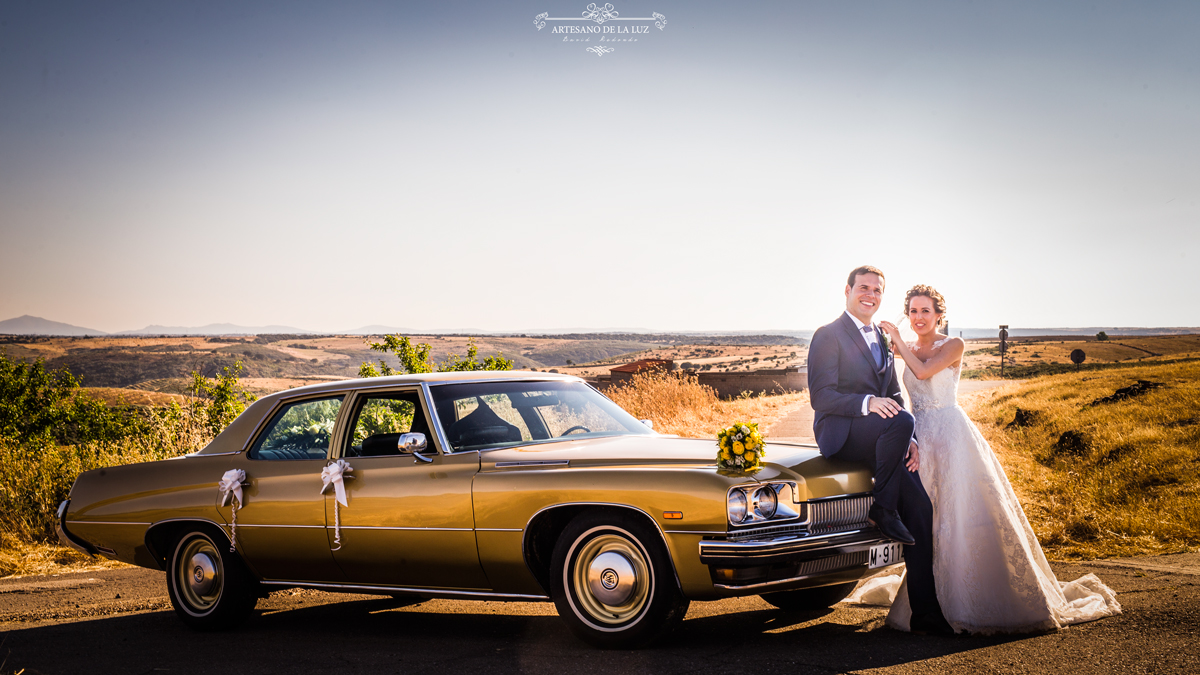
{"left": 868, "top": 503, "right": 916, "bottom": 545}
{"left": 910, "top": 611, "right": 956, "bottom": 636}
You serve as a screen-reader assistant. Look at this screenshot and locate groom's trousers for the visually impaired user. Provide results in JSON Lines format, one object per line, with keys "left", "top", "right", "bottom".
{"left": 834, "top": 409, "right": 942, "bottom": 619}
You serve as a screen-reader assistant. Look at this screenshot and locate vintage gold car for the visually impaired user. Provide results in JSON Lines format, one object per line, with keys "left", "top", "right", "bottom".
{"left": 57, "top": 371, "right": 902, "bottom": 647}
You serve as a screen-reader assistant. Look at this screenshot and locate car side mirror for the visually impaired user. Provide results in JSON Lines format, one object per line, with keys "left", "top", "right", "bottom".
{"left": 639, "top": 419, "right": 654, "bottom": 430}
{"left": 398, "top": 433, "right": 433, "bottom": 463}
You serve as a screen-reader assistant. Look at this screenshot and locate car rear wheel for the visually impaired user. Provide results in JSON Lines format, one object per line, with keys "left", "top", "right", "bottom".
{"left": 551, "top": 510, "right": 689, "bottom": 649}
{"left": 760, "top": 581, "right": 858, "bottom": 611}
{"left": 166, "top": 528, "right": 257, "bottom": 630}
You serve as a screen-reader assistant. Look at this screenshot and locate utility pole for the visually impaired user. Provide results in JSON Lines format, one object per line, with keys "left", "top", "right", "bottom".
{"left": 998, "top": 325, "right": 1009, "bottom": 377}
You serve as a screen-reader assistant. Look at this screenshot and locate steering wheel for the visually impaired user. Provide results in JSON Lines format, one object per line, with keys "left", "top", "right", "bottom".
{"left": 561, "top": 426, "right": 591, "bottom": 436}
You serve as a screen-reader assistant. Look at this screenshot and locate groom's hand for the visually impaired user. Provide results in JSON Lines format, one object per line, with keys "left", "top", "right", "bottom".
{"left": 868, "top": 395, "right": 903, "bottom": 418}
{"left": 905, "top": 441, "right": 920, "bottom": 472}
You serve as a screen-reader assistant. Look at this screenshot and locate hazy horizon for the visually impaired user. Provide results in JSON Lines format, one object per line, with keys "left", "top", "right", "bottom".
{"left": 3, "top": 1, "right": 1197, "bottom": 333}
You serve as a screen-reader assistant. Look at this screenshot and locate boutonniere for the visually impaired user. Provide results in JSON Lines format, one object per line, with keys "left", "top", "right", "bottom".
{"left": 879, "top": 331, "right": 893, "bottom": 357}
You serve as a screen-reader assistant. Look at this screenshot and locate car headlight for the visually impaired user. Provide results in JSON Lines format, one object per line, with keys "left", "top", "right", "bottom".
{"left": 754, "top": 486, "right": 777, "bottom": 519}
{"left": 727, "top": 489, "right": 748, "bottom": 524}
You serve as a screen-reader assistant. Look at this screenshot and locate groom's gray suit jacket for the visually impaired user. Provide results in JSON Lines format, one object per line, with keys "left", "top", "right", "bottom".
{"left": 807, "top": 313, "right": 907, "bottom": 457}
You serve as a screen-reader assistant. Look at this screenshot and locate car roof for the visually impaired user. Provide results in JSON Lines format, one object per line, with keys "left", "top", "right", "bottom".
{"left": 257, "top": 370, "right": 585, "bottom": 403}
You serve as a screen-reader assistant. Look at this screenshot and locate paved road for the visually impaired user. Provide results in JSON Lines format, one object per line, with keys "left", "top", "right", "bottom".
{"left": 1, "top": 554, "right": 1196, "bottom": 674}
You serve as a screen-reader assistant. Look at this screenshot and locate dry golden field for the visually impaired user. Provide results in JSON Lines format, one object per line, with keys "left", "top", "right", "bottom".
{"left": 963, "top": 333, "right": 1200, "bottom": 374}
{"left": 603, "top": 370, "right": 807, "bottom": 439}
{"left": 964, "top": 360, "right": 1200, "bottom": 560}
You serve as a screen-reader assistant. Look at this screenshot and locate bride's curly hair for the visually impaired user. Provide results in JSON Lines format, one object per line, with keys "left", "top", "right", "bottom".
{"left": 905, "top": 285, "right": 948, "bottom": 328}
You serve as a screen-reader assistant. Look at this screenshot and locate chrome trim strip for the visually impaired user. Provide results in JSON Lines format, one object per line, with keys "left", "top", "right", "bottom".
{"left": 186, "top": 450, "right": 243, "bottom": 457}
{"left": 337, "top": 526, "right": 473, "bottom": 531}
{"left": 424, "top": 376, "right": 584, "bottom": 389}
{"left": 698, "top": 527, "right": 885, "bottom": 557}
{"left": 808, "top": 491, "right": 873, "bottom": 502}
{"left": 145, "top": 517, "right": 237, "bottom": 554}
{"left": 66, "top": 520, "right": 152, "bottom": 526}
{"left": 258, "top": 580, "right": 549, "bottom": 601}
{"left": 422, "top": 381, "right": 457, "bottom": 455}
{"left": 476, "top": 528, "right": 523, "bottom": 532}
{"left": 240, "top": 392, "right": 349, "bottom": 456}
{"left": 494, "top": 460, "right": 569, "bottom": 468}
{"left": 233, "top": 524, "right": 326, "bottom": 529}
{"left": 664, "top": 530, "right": 727, "bottom": 535}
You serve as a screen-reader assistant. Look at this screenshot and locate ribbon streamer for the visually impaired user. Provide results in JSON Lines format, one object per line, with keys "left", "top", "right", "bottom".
{"left": 320, "top": 460, "right": 354, "bottom": 551}
{"left": 218, "top": 469, "right": 246, "bottom": 552}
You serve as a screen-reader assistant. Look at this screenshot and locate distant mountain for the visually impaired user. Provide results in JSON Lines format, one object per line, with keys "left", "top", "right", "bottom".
{"left": 118, "top": 323, "right": 317, "bottom": 336}
{"left": 342, "top": 325, "right": 412, "bottom": 335}
{"left": 954, "top": 327, "right": 1200, "bottom": 339}
{"left": 0, "top": 315, "right": 107, "bottom": 336}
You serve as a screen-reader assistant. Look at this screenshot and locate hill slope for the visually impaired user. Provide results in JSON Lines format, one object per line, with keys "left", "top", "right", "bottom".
{"left": 0, "top": 315, "right": 107, "bottom": 336}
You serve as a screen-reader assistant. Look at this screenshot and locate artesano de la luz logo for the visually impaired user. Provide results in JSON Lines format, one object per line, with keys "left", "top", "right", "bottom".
{"left": 534, "top": 3, "right": 667, "bottom": 57}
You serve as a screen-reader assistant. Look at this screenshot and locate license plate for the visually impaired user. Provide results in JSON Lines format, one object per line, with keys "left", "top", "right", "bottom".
{"left": 868, "top": 542, "right": 905, "bottom": 569}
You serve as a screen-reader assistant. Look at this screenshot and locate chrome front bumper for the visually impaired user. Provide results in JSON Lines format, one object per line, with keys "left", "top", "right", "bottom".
{"left": 55, "top": 500, "right": 95, "bottom": 556}
{"left": 700, "top": 527, "right": 902, "bottom": 593}
{"left": 699, "top": 527, "right": 893, "bottom": 566}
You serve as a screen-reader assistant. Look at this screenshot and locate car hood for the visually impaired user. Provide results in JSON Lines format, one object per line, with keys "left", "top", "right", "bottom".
{"left": 479, "top": 435, "right": 872, "bottom": 497}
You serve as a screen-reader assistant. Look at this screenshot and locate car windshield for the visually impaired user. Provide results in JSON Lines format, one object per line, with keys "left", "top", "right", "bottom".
{"left": 428, "top": 380, "right": 652, "bottom": 452}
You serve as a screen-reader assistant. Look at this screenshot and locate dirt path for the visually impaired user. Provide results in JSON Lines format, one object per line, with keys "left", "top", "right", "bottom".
{"left": 0, "top": 555, "right": 1196, "bottom": 674}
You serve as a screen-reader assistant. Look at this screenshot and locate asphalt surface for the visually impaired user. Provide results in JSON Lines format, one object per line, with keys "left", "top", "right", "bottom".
{"left": 1, "top": 554, "right": 1196, "bottom": 674}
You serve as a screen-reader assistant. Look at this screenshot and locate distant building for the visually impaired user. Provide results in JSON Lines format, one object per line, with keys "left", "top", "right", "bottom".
{"left": 608, "top": 359, "right": 674, "bottom": 383}
{"left": 697, "top": 367, "right": 807, "bottom": 399}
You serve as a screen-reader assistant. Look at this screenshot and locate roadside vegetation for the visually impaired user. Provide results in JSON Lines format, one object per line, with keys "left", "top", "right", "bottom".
{"left": 604, "top": 369, "right": 806, "bottom": 439}
{"left": 965, "top": 360, "right": 1200, "bottom": 559}
{"left": 0, "top": 350, "right": 255, "bottom": 576}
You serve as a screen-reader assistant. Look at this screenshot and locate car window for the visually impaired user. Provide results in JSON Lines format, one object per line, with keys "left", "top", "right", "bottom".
{"left": 346, "top": 391, "right": 436, "bottom": 457}
{"left": 249, "top": 396, "right": 344, "bottom": 460}
{"left": 430, "top": 381, "right": 651, "bottom": 452}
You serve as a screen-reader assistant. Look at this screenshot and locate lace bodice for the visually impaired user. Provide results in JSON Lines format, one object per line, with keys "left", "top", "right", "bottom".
{"left": 902, "top": 339, "right": 960, "bottom": 412}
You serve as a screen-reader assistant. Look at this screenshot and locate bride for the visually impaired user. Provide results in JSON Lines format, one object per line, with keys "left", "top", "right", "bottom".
{"left": 859, "top": 284, "right": 1121, "bottom": 634}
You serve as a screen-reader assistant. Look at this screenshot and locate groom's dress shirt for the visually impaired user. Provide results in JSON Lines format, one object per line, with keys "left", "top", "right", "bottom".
{"left": 844, "top": 311, "right": 881, "bottom": 416}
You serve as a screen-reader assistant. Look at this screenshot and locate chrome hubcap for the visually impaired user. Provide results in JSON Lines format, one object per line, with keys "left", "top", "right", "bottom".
{"left": 174, "top": 535, "right": 223, "bottom": 614}
{"left": 587, "top": 551, "right": 636, "bottom": 605}
{"left": 188, "top": 552, "right": 218, "bottom": 596}
{"left": 569, "top": 530, "right": 652, "bottom": 626}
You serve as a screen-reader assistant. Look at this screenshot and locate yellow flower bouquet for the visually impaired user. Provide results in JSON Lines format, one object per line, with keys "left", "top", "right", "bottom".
{"left": 716, "top": 421, "right": 765, "bottom": 472}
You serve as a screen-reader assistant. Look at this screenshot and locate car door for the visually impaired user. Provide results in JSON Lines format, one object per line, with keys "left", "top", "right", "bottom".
{"left": 223, "top": 394, "right": 348, "bottom": 583}
{"left": 325, "top": 386, "right": 489, "bottom": 590}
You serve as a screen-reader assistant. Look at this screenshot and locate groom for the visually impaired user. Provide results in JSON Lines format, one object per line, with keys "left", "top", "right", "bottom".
{"left": 807, "top": 265, "right": 950, "bottom": 634}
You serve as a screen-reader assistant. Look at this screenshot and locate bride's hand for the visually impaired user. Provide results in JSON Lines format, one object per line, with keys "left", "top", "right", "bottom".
{"left": 879, "top": 321, "right": 902, "bottom": 342}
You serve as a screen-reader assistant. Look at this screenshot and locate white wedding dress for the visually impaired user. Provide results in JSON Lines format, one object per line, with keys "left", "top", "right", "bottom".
{"left": 846, "top": 340, "right": 1121, "bottom": 634}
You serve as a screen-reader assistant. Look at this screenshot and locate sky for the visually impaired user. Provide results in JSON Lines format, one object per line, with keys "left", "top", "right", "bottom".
{"left": 1, "top": 1, "right": 1197, "bottom": 333}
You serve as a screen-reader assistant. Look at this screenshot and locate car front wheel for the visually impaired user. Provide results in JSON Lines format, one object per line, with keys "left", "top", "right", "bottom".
{"left": 551, "top": 510, "right": 689, "bottom": 649}
{"left": 166, "top": 528, "right": 258, "bottom": 630}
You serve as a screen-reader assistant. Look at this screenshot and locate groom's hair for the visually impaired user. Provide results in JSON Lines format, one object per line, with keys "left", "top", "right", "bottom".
{"left": 847, "top": 265, "right": 886, "bottom": 290}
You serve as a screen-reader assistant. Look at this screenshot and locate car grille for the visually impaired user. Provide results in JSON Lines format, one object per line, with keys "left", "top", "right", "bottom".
{"left": 793, "top": 550, "right": 870, "bottom": 577}
{"left": 728, "top": 494, "right": 874, "bottom": 540}
{"left": 809, "top": 495, "right": 873, "bottom": 533}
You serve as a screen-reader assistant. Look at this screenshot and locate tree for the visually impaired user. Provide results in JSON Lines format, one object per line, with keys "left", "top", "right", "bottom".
{"left": 359, "top": 335, "right": 513, "bottom": 378}
{"left": 1096, "top": 331, "right": 1109, "bottom": 341}
{"left": 188, "top": 362, "right": 257, "bottom": 439}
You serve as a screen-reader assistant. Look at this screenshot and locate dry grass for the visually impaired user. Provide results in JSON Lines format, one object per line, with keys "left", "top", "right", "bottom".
{"left": 965, "top": 360, "right": 1200, "bottom": 560}
{"left": 604, "top": 370, "right": 807, "bottom": 439}
{"left": 0, "top": 532, "right": 128, "bottom": 578}
{"left": 963, "top": 334, "right": 1200, "bottom": 376}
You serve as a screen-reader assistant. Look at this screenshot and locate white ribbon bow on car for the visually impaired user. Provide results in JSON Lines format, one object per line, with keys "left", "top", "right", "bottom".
{"left": 320, "top": 460, "right": 354, "bottom": 551}
{"left": 218, "top": 469, "right": 247, "bottom": 552}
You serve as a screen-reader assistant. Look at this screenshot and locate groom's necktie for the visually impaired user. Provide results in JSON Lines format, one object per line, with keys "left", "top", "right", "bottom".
{"left": 864, "top": 325, "right": 883, "bottom": 369}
